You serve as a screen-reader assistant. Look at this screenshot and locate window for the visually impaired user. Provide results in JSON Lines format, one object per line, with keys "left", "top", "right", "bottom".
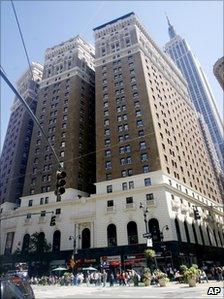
{"left": 129, "top": 181, "right": 134, "bottom": 189}
{"left": 141, "top": 153, "right": 148, "bottom": 162}
{"left": 120, "top": 158, "right": 125, "bottom": 165}
{"left": 61, "top": 141, "right": 65, "bottom": 147}
{"left": 121, "top": 170, "right": 127, "bottom": 177}
{"left": 60, "top": 151, "right": 65, "bottom": 157}
{"left": 107, "top": 185, "right": 113, "bottom": 193}
{"left": 28, "top": 200, "right": 33, "bottom": 207}
{"left": 105, "top": 149, "right": 111, "bottom": 157}
{"left": 144, "top": 178, "right": 151, "bottom": 186}
{"left": 126, "top": 197, "right": 133, "bottom": 204}
{"left": 143, "top": 165, "right": 150, "bottom": 173}
{"left": 140, "top": 141, "right": 146, "bottom": 150}
{"left": 45, "top": 197, "right": 49, "bottom": 204}
{"left": 104, "top": 119, "right": 109, "bottom": 126}
{"left": 55, "top": 208, "right": 61, "bottom": 215}
{"left": 119, "top": 146, "right": 125, "bottom": 154}
{"left": 122, "top": 182, "right": 128, "bottom": 190}
{"left": 26, "top": 213, "right": 31, "bottom": 219}
{"left": 138, "top": 130, "right": 144, "bottom": 137}
{"left": 126, "top": 156, "right": 132, "bottom": 164}
{"left": 40, "top": 198, "right": 44, "bottom": 205}
{"left": 146, "top": 193, "right": 154, "bottom": 201}
{"left": 107, "top": 200, "right": 114, "bottom": 207}
{"left": 40, "top": 211, "right": 46, "bottom": 217}
{"left": 105, "top": 161, "right": 112, "bottom": 170}
{"left": 137, "top": 120, "right": 143, "bottom": 127}
{"left": 135, "top": 110, "right": 141, "bottom": 117}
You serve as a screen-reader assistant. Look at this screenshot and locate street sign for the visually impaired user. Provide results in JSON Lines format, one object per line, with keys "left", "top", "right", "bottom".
{"left": 143, "top": 233, "right": 151, "bottom": 238}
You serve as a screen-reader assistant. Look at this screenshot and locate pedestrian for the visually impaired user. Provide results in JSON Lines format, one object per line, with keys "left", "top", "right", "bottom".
{"left": 102, "top": 269, "right": 107, "bottom": 287}
{"left": 109, "top": 272, "right": 114, "bottom": 287}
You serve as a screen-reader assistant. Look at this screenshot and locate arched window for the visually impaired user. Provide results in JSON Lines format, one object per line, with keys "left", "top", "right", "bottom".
{"left": 175, "top": 218, "right": 182, "bottom": 242}
{"left": 37, "top": 232, "right": 45, "bottom": 252}
{"left": 206, "top": 227, "right": 212, "bottom": 246}
{"left": 199, "top": 225, "right": 205, "bottom": 245}
{"left": 184, "top": 221, "right": 190, "bottom": 243}
{"left": 107, "top": 224, "right": 117, "bottom": 247}
{"left": 82, "top": 228, "right": 90, "bottom": 249}
{"left": 22, "top": 234, "right": 30, "bottom": 252}
{"left": 192, "top": 223, "right": 198, "bottom": 244}
{"left": 127, "top": 221, "right": 138, "bottom": 244}
{"left": 148, "top": 218, "right": 160, "bottom": 242}
{"left": 52, "top": 230, "right": 61, "bottom": 252}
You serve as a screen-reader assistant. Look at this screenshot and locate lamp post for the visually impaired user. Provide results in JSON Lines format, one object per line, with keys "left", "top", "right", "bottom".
{"left": 139, "top": 202, "right": 152, "bottom": 247}
{"left": 160, "top": 225, "right": 169, "bottom": 271}
{"left": 69, "top": 235, "right": 81, "bottom": 260}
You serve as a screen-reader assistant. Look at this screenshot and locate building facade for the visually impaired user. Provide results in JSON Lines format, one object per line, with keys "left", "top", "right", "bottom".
{"left": 0, "top": 63, "right": 43, "bottom": 205}
{"left": 213, "top": 57, "right": 224, "bottom": 90}
{"left": 164, "top": 18, "right": 224, "bottom": 170}
{"left": 22, "top": 36, "right": 96, "bottom": 198}
{"left": 0, "top": 13, "right": 223, "bottom": 274}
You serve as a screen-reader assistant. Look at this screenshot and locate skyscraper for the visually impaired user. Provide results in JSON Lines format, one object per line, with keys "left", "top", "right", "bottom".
{"left": 213, "top": 57, "right": 224, "bottom": 90}
{"left": 164, "top": 17, "right": 224, "bottom": 169}
{"left": 94, "top": 12, "right": 221, "bottom": 203}
{"left": 23, "top": 36, "right": 96, "bottom": 198}
{"left": 0, "top": 63, "right": 43, "bottom": 205}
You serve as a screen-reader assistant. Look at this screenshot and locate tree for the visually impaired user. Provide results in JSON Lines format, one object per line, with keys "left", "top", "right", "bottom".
{"left": 144, "top": 249, "right": 156, "bottom": 272}
{"left": 29, "top": 232, "right": 51, "bottom": 253}
{"left": 28, "top": 232, "right": 51, "bottom": 276}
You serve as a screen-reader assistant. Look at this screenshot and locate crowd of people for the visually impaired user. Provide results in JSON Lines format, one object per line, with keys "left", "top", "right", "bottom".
{"left": 28, "top": 265, "right": 224, "bottom": 287}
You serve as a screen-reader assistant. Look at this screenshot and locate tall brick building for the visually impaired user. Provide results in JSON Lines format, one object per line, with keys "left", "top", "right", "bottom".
{"left": 23, "top": 36, "right": 96, "bottom": 197}
{"left": 0, "top": 63, "right": 43, "bottom": 205}
{"left": 94, "top": 12, "right": 221, "bottom": 203}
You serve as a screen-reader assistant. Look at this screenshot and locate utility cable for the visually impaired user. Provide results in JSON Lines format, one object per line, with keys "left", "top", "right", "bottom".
{"left": 10, "top": 0, "right": 34, "bottom": 81}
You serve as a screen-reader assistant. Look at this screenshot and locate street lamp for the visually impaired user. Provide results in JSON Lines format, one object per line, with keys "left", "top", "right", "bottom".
{"left": 139, "top": 202, "right": 152, "bottom": 247}
{"left": 160, "top": 225, "right": 169, "bottom": 271}
{"left": 69, "top": 235, "right": 81, "bottom": 259}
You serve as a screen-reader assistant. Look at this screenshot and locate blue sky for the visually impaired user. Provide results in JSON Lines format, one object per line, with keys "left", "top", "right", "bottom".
{"left": 1, "top": 1, "right": 223, "bottom": 148}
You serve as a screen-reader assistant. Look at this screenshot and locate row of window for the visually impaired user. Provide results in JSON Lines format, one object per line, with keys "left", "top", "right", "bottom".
{"left": 106, "top": 178, "right": 151, "bottom": 193}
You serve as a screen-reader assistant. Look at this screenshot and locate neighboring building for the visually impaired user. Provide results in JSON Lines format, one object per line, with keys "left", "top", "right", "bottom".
{"left": 22, "top": 36, "right": 96, "bottom": 198}
{"left": 213, "top": 57, "right": 224, "bottom": 90}
{"left": 0, "top": 13, "right": 223, "bottom": 274}
{"left": 0, "top": 63, "right": 43, "bottom": 205}
{"left": 164, "top": 17, "right": 224, "bottom": 170}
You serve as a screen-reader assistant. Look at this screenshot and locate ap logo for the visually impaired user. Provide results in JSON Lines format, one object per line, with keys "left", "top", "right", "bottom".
{"left": 207, "top": 287, "right": 221, "bottom": 295}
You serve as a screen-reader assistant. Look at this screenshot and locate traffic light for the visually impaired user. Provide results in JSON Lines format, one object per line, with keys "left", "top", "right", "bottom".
{"left": 50, "top": 215, "right": 56, "bottom": 226}
{"left": 194, "top": 208, "right": 201, "bottom": 220}
{"left": 55, "top": 170, "right": 67, "bottom": 196}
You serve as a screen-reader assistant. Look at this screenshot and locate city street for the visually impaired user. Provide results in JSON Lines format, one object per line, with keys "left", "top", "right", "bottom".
{"left": 33, "top": 281, "right": 224, "bottom": 298}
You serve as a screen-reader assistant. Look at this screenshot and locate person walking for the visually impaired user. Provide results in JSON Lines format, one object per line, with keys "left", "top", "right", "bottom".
{"left": 102, "top": 269, "right": 107, "bottom": 287}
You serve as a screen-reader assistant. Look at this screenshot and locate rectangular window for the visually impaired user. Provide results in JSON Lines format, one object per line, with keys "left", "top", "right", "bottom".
{"left": 137, "top": 120, "right": 143, "bottom": 127}
{"left": 40, "top": 198, "right": 44, "bottom": 205}
{"left": 107, "top": 185, "right": 113, "bottom": 193}
{"left": 129, "top": 181, "right": 134, "bottom": 189}
{"left": 40, "top": 210, "right": 46, "bottom": 217}
{"left": 56, "top": 208, "right": 61, "bottom": 215}
{"left": 126, "top": 197, "right": 133, "bottom": 204}
{"left": 107, "top": 200, "right": 114, "bottom": 207}
{"left": 146, "top": 193, "right": 154, "bottom": 201}
{"left": 26, "top": 213, "right": 31, "bottom": 219}
{"left": 45, "top": 197, "right": 49, "bottom": 204}
{"left": 140, "top": 141, "right": 146, "bottom": 150}
{"left": 28, "top": 200, "right": 33, "bottom": 207}
{"left": 141, "top": 153, "right": 148, "bottom": 162}
{"left": 122, "top": 182, "right": 128, "bottom": 190}
{"left": 105, "top": 161, "right": 112, "bottom": 170}
{"left": 105, "top": 149, "right": 111, "bottom": 157}
{"left": 143, "top": 165, "right": 150, "bottom": 173}
{"left": 144, "top": 178, "right": 151, "bottom": 186}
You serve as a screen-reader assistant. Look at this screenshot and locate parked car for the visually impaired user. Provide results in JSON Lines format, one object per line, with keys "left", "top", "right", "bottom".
{"left": 0, "top": 273, "right": 35, "bottom": 299}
